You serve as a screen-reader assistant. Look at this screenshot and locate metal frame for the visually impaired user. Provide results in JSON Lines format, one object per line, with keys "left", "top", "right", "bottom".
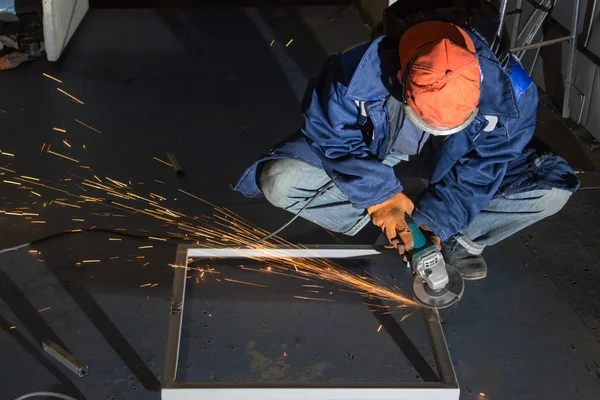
{"left": 162, "top": 244, "right": 459, "bottom": 400}
{"left": 503, "top": 0, "right": 582, "bottom": 118}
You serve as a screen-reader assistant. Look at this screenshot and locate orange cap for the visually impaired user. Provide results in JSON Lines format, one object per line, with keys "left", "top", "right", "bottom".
{"left": 399, "top": 21, "right": 480, "bottom": 134}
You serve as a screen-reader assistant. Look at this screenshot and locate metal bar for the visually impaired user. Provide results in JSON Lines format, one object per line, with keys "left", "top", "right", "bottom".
{"left": 510, "top": 35, "right": 571, "bottom": 52}
{"left": 186, "top": 246, "right": 385, "bottom": 259}
{"left": 42, "top": 340, "right": 88, "bottom": 377}
{"left": 528, "top": 46, "right": 541, "bottom": 76}
{"left": 164, "top": 244, "right": 460, "bottom": 398}
{"left": 583, "top": 0, "right": 598, "bottom": 48}
{"left": 169, "top": 382, "right": 454, "bottom": 389}
{"left": 163, "top": 245, "right": 189, "bottom": 387}
{"left": 162, "top": 387, "right": 459, "bottom": 400}
{"left": 516, "top": 0, "right": 548, "bottom": 43}
{"left": 511, "top": 0, "right": 524, "bottom": 48}
{"left": 422, "top": 309, "right": 458, "bottom": 387}
{"left": 563, "top": 0, "right": 582, "bottom": 119}
{"left": 497, "top": 0, "right": 509, "bottom": 40}
{"left": 167, "top": 152, "right": 184, "bottom": 177}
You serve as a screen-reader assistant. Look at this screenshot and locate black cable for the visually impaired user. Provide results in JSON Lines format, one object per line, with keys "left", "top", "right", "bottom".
{"left": 0, "top": 181, "right": 336, "bottom": 254}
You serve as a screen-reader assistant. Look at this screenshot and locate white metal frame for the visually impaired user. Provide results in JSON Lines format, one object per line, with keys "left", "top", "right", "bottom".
{"left": 162, "top": 244, "right": 459, "bottom": 400}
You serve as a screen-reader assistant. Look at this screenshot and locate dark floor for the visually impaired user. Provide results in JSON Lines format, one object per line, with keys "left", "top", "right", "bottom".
{"left": 1, "top": 5, "right": 600, "bottom": 400}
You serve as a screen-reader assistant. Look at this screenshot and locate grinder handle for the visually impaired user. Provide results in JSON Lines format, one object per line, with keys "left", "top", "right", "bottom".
{"left": 407, "top": 223, "right": 427, "bottom": 251}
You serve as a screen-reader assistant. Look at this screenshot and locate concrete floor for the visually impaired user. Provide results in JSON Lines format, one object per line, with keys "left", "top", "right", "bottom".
{"left": 1, "top": 5, "right": 600, "bottom": 400}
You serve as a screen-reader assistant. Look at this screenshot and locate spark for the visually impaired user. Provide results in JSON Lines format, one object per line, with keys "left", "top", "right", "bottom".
{"left": 110, "top": 256, "right": 119, "bottom": 259}
{"left": 153, "top": 156, "right": 172, "bottom": 167}
{"left": 57, "top": 88, "right": 84, "bottom": 104}
{"left": 150, "top": 283, "right": 158, "bottom": 287}
{"left": 42, "top": 73, "right": 62, "bottom": 83}
{"left": 74, "top": 119, "right": 101, "bottom": 133}
{"left": 47, "top": 146, "right": 80, "bottom": 163}
{"left": 54, "top": 200, "right": 81, "bottom": 209}
{"left": 143, "top": 262, "right": 150, "bottom": 267}
{"left": 53, "top": 127, "right": 67, "bottom": 133}
{"left": 294, "top": 296, "right": 335, "bottom": 302}
{"left": 108, "top": 238, "right": 121, "bottom": 241}
{"left": 224, "top": 278, "right": 267, "bottom": 288}
{"left": 10, "top": 326, "right": 16, "bottom": 329}
{"left": 72, "top": 218, "right": 84, "bottom": 221}
{"left": 62, "top": 139, "right": 71, "bottom": 148}
{"left": 377, "top": 324, "right": 382, "bottom": 332}
{"left": 41, "top": 143, "right": 46, "bottom": 152}
{"left": 140, "top": 283, "right": 152, "bottom": 288}
{"left": 0, "top": 166, "right": 15, "bottom": 173}
{"left": 28, "top": 250, "right": 38, "bottom": 254}
{"left": 21, "top": 176, "right": 39, "bottom": 181}
{"left": 270, "top": 39, "right": 275, "bottom": 46}
{"left": 39, "top": 307, "right": 51, "bottom": 313}
{"left": 31, "top": 221, "right": 46, "bottom": 224}
{"left": 148, "top": 236, "right": 167, "bottom": 242}
{"left": 82, "top": 259, "right": 100, "bottom": 263}
{"left": 139, "top": 245, "right": 153, "bottom": 249}
{"left": 3, "top": 180, "right": 21, "bottom": 185}
{"left": 136, "top": 256, "right": 145, "bottom": 259}
{"left": 286, "top": 39, "right": 294, "bottom": 47}
{"left": 154, "top": 180, "right": 165, "bottom": 184}
{"left": 1, "top": 152, "right": 14, "bottom": 157}
{"left": 149, "top": 192, "right": 166, "bottom": 201}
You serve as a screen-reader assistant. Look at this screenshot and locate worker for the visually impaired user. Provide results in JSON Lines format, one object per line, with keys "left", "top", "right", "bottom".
{"left": 233, "top": 19, "right": 579, "bottom": 280}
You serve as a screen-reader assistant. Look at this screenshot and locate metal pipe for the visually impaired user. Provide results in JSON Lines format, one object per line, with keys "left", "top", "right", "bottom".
{"left": 511, "top": 0, "right": 524, "bottom": 48}
{"left": 516, "top": 0, "right": 547, "bottom": 43}
{"left": 497, "top": 0, "right": 509, "bottom": 40}
{"left": 528, "top": 46, "right": 541, "bottom": 76}
{"left": 43, "top": 341, "right": 88, "bottom": 377}
{"left": 163, "top": 246, "right": 189, "bottom": 387}
{"left": 510, "top": 35, "right": 571, "bottom": 52}
{"left": 423, "top": 308, "right": 458, "bottom": 386}
{"left": 583, "top": 0, "right": 598, "bottom": 48}
{"left": 563, "top": 0, "right": 582, "bottom": 118}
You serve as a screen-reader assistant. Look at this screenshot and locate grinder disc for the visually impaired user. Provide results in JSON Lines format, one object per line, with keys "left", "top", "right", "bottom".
{"left": 412, "top": 265, "right": 465, "bottom": 309}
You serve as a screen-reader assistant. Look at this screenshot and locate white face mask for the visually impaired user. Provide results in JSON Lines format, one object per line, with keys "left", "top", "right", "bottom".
{"left": 403, "top": 103, "right": 479, "bottom": 136}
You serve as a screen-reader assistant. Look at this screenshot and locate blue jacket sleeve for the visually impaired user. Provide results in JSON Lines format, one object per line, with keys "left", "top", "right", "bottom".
{"left": 302, "top": 57, "right": 402, "bottom": 209}
{"left": 412, "top": 84, "right": 538, "bottom": 241}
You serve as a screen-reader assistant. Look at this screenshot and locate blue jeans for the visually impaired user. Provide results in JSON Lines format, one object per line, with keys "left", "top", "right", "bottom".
{"left": 259, "top": 157, "right": 572, "bottom": 254}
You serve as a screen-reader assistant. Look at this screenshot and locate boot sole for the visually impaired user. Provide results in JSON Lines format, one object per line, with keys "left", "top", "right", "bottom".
{"left": 461, "top": 273, "right": 487, "bottom": 281}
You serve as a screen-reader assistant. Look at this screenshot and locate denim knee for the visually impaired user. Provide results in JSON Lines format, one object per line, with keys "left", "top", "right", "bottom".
{"left": 539, "top": 188, "right": 572, "bottom": 216}
{"left": 259, "top": 160, "right": 297, "bottom": 209}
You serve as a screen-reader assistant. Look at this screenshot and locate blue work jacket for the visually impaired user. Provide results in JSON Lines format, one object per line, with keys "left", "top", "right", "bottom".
{"left": 233, "top": 31, "right": 578, "bottom": 241}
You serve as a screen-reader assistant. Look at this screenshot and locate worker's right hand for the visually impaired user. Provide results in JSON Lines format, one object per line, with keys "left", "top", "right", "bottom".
{"left": 367, "top": 192, "right": 415, "bottom": 253}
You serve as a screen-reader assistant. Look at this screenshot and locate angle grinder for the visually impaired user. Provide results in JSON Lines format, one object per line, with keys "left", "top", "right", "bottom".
{"left": 405, "top": 223, "right": 465, "bottom": 309}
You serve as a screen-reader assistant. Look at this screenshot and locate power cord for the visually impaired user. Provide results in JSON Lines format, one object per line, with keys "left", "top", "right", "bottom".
{"left": 14, "top": 392, "right": 78, "bottom": 400}
{"left": 0, "top": 181, "right": 335, "bottom": 255}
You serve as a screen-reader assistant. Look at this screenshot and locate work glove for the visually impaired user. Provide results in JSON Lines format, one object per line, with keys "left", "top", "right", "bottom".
{"left": 368, "top": 193, "right": 441, "bottom": 256}
{"left": 368, "top": 192, "right": 415, "bottom": 253}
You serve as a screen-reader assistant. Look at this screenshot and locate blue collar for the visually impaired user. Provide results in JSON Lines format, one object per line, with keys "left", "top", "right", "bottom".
{"left": 345, "top": 32, "right": 519, "bottom": 118}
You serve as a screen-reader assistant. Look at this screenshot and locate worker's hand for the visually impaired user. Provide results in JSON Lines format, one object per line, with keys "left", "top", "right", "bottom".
{"left": 419, "top": 225, "right": 441, "bottom": 250}
{"left": 368, "top": 192, "right": 415, "bottom": 253}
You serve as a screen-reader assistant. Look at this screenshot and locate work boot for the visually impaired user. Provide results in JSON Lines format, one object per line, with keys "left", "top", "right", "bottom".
{"left": 442, "top": 238, "right": 487, "bottom": 280}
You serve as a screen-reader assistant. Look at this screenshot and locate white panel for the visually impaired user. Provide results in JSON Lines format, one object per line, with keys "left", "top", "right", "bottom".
{"left": 584, "top": 66, "right": 600, "bottom": 141}
{"left": 187, "top": 247, "right": 383, "bottom": 259}
{"left": 162, "top": 387, "right": 460, "bottom": 400}
{"left": 42, "top": 0, "right": 89, "bottom": 62}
